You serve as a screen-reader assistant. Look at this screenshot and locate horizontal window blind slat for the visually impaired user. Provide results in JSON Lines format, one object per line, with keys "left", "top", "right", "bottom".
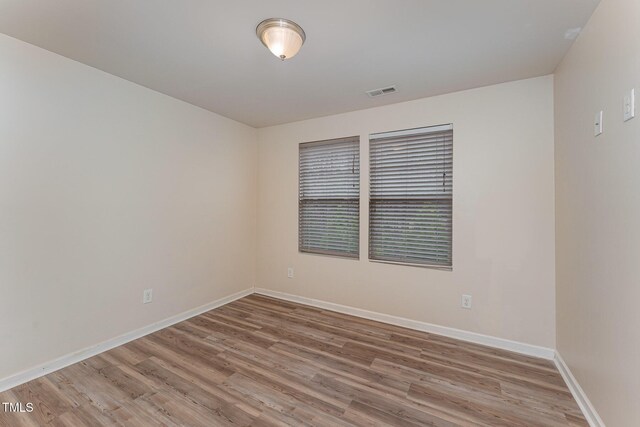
{"left": 369, "top": 166, "right": 453, "bottom": 176}
{"left": 300, "top": 219, "right": 360, "bottom": 223}
{"left": 300, "top": 249, "right": 359, "bottom": 258}
{"left": 370, "top": 179, "right": 453, "bottom": 186}
{"left": 371, "top": 245, "right": 452, "bottom": 255}
{"left": 370, "top": 249, "right": 451, "bottom": 259}
{"left": 373, "top": 188, "right": 452, "bottom": 194}
{"left": 301, "top": 193, "right": 360, "bottom": 198}
{"left": 371, "top": 225, "right": 451, "bottom": 231}
{"left": 370, "top": 241, "right": 452, "bottom": 252}
{"left": 370, "top": 255, "right": 451, "bottom": 266}
{"left": 371, "top": 123, "right": 453, "bottom": 140}
{"left": 370, "top": 142, "right": 453, "bottom": 154}
{"left": 300, "top": 147, "right": 359, "bottom": 155}
{"left": 372, "top": 192, "right": 453, "bottom": 198}
{"left": 370, "top": 155, "right": 452, "bottom": 165}
{"left": 370, "top": 141, "right": 453, "bottom": 151}
{"left": 373, "top": 196, "right": 453, "bottom": 201}
{"left": 370, "top": 220, "right": 453, "bottom": 228}
{"left": 299, "top": 159, "right": 359, "bottom": 167}
{"left": 370, "top": 137, "right": 453, "bottom": 148}
{"left": 369, "top": 239, "right": 453, "bottom": 251}
{"left": 300, "top": 183, "right": 359, "bottom": 189}
{"left": 300, "top": 223, "right": 360, "bottom": 230}
{"left": 300, "top": 136, "right": 360, "bottom": 148}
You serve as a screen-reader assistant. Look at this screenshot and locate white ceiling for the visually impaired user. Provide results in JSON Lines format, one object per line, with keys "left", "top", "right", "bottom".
{"left": 0, "top": 0, "right": 599, "bottom": 128}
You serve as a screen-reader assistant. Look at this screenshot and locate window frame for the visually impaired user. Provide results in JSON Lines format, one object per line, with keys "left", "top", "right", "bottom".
{"left": 298, "top": 136, "right": 360, "bottom": 259}
{"left": 368, "top": 124, "right": 453, "bottom": 270}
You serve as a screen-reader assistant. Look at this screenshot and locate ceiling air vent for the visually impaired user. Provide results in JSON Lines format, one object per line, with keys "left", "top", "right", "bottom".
{"left": 366, "top": 85, "right": 397, "bottom": 98}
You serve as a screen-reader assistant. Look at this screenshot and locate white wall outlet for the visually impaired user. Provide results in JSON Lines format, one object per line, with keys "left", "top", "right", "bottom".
{"left": 461, "top": 294, "right": 472, "bottom": 309}
{"left": 287, "top": 267, "right": 294, "bottom": 279}
{"left": 594, "top": 110, "right": 603, "bottom": 136}
{"left": 624, "top": 89, "right": 635, "bottom": 122}
{"left": 143, "top": 288, "right": 153, "bottom": 304}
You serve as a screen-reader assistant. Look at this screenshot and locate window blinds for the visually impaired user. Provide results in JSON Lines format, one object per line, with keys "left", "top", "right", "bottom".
{"left": 299, "top": 137, "right": 360, "bottom": 258}
{"left": 369, "top": 124, "right": 453, "bottom": 267}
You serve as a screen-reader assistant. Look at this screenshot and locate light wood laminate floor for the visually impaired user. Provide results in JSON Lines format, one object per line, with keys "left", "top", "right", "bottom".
{"left": 0, "top": 294, "right": 587, "bottom": 426}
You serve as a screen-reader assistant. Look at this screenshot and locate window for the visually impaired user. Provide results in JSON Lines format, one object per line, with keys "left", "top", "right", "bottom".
{"left": 299, "top": 136, "right": 360, "bottom": 258}
{"left": 369, "top": 124, "right": 453, "bottom": 268}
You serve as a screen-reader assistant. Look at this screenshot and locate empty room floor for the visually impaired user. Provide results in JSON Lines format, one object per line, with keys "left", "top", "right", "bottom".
{"left": 0, "top": 294, "right": 586, "bottom": 426}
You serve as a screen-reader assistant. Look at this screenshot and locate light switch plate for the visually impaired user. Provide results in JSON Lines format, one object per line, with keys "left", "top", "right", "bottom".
{"left": 624, "top": 89, "right": 635, "bottom": 122}
{"left": 594, "top": 110, "right": 603, "bottom": 136}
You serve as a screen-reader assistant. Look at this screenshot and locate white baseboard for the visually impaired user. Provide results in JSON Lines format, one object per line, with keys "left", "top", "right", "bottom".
{"left": 0, "top": 287, "right": 254, "bottom": 393}
{"left": 253, "top": 288, "right": 556, "bottom": 360}
{"left": 554, "top": 351, "right": 605, "bottom": 427}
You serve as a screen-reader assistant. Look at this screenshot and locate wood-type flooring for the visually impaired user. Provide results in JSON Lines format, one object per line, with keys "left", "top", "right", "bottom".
{"left": 0, "top": 294, "right": 587, "bottom": 426}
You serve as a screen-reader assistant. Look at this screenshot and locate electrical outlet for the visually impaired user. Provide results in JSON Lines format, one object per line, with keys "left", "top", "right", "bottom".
{"left": 143, "top": 288, "right": 153, "bottom": 304}
{"left": 287, "top": 267, "right": 294, "bottom": 279}
{"left": 461, "top": 294, "right": 472, "bottom": 309}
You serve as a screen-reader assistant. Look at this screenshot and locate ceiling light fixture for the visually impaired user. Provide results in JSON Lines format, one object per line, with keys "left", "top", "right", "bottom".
{"left": 256, "top": 18, "right": 305, "bottom": 61}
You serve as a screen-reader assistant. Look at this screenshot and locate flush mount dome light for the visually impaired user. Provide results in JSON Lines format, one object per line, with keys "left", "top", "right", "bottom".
{"left": 256, "top": 18, "right": 305, "bottom": 60}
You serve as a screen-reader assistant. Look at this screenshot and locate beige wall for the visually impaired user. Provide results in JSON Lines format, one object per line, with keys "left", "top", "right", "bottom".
{"left": 257, "top": 76, "right": 557, "bottom": 349}
{"left": 555, "top": 0, "right": 640, "bottom": 425}
{"left": 0, "top": 35, "right": 257, "bottom": 381}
